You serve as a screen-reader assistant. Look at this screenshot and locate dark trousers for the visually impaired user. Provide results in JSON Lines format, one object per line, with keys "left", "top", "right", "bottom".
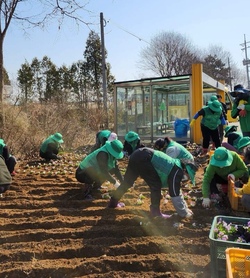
{"left": 0, "top": 184, "right": 10, "bottom": 194}
{"left": 112, "top": 148, "right": 183, "bottom": 208}
{"left": 201, "top": 124, "right": 221, "bottom": 149}
{"left": 242, "top": 131, "right": 250, "bottom": 137}
{"left": 6, "top": 156, "right": 16, "bottom": 173}
{"left": 218, "top": 124, "right": 224, "bottom": 143}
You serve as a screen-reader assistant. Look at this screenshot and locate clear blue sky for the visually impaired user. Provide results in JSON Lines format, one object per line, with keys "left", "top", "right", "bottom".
{"left": 4, "top": 0, "right": 250, "bottom": 84}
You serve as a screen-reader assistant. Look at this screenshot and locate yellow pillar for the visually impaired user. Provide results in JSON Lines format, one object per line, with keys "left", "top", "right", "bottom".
{"left": 191, "top": 64, "right": 203, "bottom": 144}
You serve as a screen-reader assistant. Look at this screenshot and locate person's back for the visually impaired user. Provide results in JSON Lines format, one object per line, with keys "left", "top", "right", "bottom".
{"left": 0, "top": 155, "right": 12, "bottom": 196}
{"left": 40, "top": 133, "right": 64, "bottom": 161}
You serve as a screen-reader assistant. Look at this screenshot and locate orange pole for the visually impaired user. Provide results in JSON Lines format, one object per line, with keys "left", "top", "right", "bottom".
{"left": 191, "top": 64, "right": 203, "bottom": 144}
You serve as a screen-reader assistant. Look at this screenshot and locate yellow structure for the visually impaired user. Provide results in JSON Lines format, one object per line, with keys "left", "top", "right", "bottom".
{"left": 190, "top": 64, "right": 230, "bottom": 144}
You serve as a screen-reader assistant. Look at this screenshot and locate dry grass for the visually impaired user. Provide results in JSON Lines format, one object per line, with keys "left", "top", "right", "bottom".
{"left": 1, "top": 102, "right": 114, "bottom": 159}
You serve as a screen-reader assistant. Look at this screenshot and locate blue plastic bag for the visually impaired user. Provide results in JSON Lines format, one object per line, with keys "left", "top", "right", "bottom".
{"left": 174, "top": 119, "right": 190, "bottom": 137}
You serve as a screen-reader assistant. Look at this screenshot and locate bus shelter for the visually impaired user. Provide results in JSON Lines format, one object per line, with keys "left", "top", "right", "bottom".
{"left": 113, "top": 64, "right": 233, "bottom": 144}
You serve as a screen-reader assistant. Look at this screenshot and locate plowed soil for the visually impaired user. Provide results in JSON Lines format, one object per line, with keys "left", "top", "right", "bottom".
{"left": 0, "top": 148, "right": 249, "bottom": 278}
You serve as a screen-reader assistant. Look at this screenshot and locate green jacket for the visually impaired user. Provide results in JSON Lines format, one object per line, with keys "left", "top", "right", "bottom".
{"left": 201, "top": 107, "right": 221, "bottom": 130}
{"left": 165, "top": 141, "right": 196, "bottom": 185}
{"left": 40, "top": 136, "right": 60, "bottom": 153}
{"left": 79, "top": 145, "right": 115, "bottom": 173}
{"left": 231, "top": 97, "right": 250, "bottom": 132}
{"left": 151, "top": 150, "right": 181, "bottom": 188}
{"left": 202, "top": 152, "right": 248, "bottom": 198}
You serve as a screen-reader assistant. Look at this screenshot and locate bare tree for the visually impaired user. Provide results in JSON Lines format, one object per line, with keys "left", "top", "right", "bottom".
{"left": 0, "top": 0, "right": 92, "bottom": 134}
{"left": 139, "top": 31, "right": 201, "bottom": 77}
{"left": 202, "top": 45, "right": 246, "bottom": 88}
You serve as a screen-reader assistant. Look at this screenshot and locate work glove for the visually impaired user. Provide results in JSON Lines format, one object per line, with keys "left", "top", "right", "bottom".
{"left": 237, "top": 104, "right": 245, "bottom": 110}
{"left": 239, "top": 110, "right": 247, "bottom": 117}
{"left": 114, "top": 180, "right": 120, "bottom": 188}
{"left": 234, "top": 187, "right": 241, "bottom": 194}
{"left": 202, "top": 198, "right": 211, "bottom": 208}
{"left": 190, "top": 119, "right": 195, "bottom": 127}
{"left": 227, "top": 174, "right": 235, "bottom": 181}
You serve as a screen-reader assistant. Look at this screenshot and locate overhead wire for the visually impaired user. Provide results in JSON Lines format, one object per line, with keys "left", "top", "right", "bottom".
{"left": 105, "top": 18, "right": 150, "bottom": 45}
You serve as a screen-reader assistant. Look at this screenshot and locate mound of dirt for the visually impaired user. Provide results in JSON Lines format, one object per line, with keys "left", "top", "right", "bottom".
{"left": 0, "top": 151, "right": 249, "bottom": 278}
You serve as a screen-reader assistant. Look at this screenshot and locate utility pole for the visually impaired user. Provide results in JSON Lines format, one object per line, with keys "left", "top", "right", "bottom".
{"left": 100, "top": 12, "right": 108, "bottom": 129}
{"left": 227, "top": 57, "right": 233, "bottom": 91}
{"left": 240, "top": 34, "right": 250, "bottom": 89}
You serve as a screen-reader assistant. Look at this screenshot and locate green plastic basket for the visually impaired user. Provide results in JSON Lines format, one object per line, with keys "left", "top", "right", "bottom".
{"left": 209, "top": 215, "right": 250, "bottom": 278}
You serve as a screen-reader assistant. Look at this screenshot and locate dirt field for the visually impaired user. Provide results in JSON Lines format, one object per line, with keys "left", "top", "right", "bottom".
{"left": 0, "top": 147, "right": 249, "bottom": 278}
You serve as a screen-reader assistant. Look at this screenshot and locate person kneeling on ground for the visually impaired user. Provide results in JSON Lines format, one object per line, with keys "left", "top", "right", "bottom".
{"left": 76, "top": 140, "right": 124, "bottom": 199}
{"left": 201, "top": 147, "right": 249, "bottom": 208}
{"left": 39, "top": 132, "right": 64, "bottom": 161}
{"left": 222, "top": 125, "right": 242, "bottom": 152}
{"left": 0, "top": 139, "right": 17, "bottom": 176}
{"left": 91, "top": 130, "right": 117, "bottom": 153}
{"left": 0, "top": 155, "right": 12, "bottom": 197}
{"left": 108, "top": 147, "right": 193, "bottom": 219}
{"left": 123, "top": 131, "right": 145, "bottom": 157}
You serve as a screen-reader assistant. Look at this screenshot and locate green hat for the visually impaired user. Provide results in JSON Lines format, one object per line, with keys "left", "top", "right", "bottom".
{"left": 105, "top": 139, "right": 124, "bottom": 159}
{"left": 0, "top": 139, "right": 5, "bottom": 146}
{"left": 210, "top": 147, "right": 233, "bottom": 167}
{"left": 52, "top": 132, "right": 64, "bottom": 143}
{"left": 125, "top": 131, "right": 140, "bottom": 142}
{"left": 210, "top": 95, "right": 218, "bottom": 101}
{"left": 237, "top": 137, "right": 250, "bottom": 150}
{"left": 208, "top": 100, "right": 222, "bottom": 112}
{"left": 224, "top": 125, "right": 238, "bottom": 137}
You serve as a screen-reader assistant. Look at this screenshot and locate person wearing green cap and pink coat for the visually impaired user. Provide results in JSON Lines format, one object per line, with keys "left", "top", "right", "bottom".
{"left": 201, "top": 147, "right": 248, "bottom": 208}
{"left": 190, "top": 100, "right": 226, "bottom": 156}
{"left": 91, "top": 130, "right": 118, "bottom": 153}
{"left": 123, "top": 131, "right": 145, "bottom": 156}
{"left": 76, "top": 140, "right": 124, "bottom": 199}
{"left": 39, "top": 132, "right": 64, "bottom": 161}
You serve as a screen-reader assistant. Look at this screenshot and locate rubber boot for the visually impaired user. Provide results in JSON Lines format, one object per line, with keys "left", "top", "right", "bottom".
{"left": 108, "top": 197, "right": 118, "bottom": 208}
{"left": 171, "top": 195, "right": 192, "bottom": 218}
{"left": 150, "top": 205, "right": 172, "bottom": 219}
{"left": 108, "top": 197, "right": 125, "bottom": 208}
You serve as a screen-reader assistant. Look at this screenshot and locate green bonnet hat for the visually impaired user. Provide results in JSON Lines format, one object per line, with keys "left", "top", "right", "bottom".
{"left": 105, "top": 139, "right": 124, "bottom": 159}
{"left": 210, "top": 95, "right": 218, "bottom": 101}
{"left": 0, "top": 139, "right": 5, "bottom": 147}
{"left": 125, "top": 131, "right": 140, "bottom": 142}
{"left": 224, "top": 125, "right": 238, "bottom": 137}
{"left": 237, "top": 137, "right": 250, "bottom": 151}
{"left": 52, "top": 133, "right": 64, "bottom": 143}
{"left": 210, "top": 147, "right": 233, "bottom": 167}
{"left": 208, "top": 100, "right": 222, "bottom": 113}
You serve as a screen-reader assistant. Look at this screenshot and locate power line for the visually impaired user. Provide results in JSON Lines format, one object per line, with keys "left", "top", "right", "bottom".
{"left": 106, "top": 19, "right": 150, "bottom": 45}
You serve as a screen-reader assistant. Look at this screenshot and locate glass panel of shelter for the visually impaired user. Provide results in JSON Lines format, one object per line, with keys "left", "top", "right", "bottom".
{"left": 116, "top": 83, "right": 220, "bottom": 142}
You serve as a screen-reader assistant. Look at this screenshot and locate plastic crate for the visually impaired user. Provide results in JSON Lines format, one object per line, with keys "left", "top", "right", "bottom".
{"left": 228, "top": 180, "right": 247, "bottom": 212}
{"left": 209, "top": 215, "right": 250, "bottom": 278}
{"left": 226, "top": 248, "right": 250, "bottom": 278}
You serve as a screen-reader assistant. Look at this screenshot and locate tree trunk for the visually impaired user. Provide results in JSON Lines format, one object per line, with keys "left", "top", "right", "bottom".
{"left": 0, "top": 36, "right": 4, "bottom": 136}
